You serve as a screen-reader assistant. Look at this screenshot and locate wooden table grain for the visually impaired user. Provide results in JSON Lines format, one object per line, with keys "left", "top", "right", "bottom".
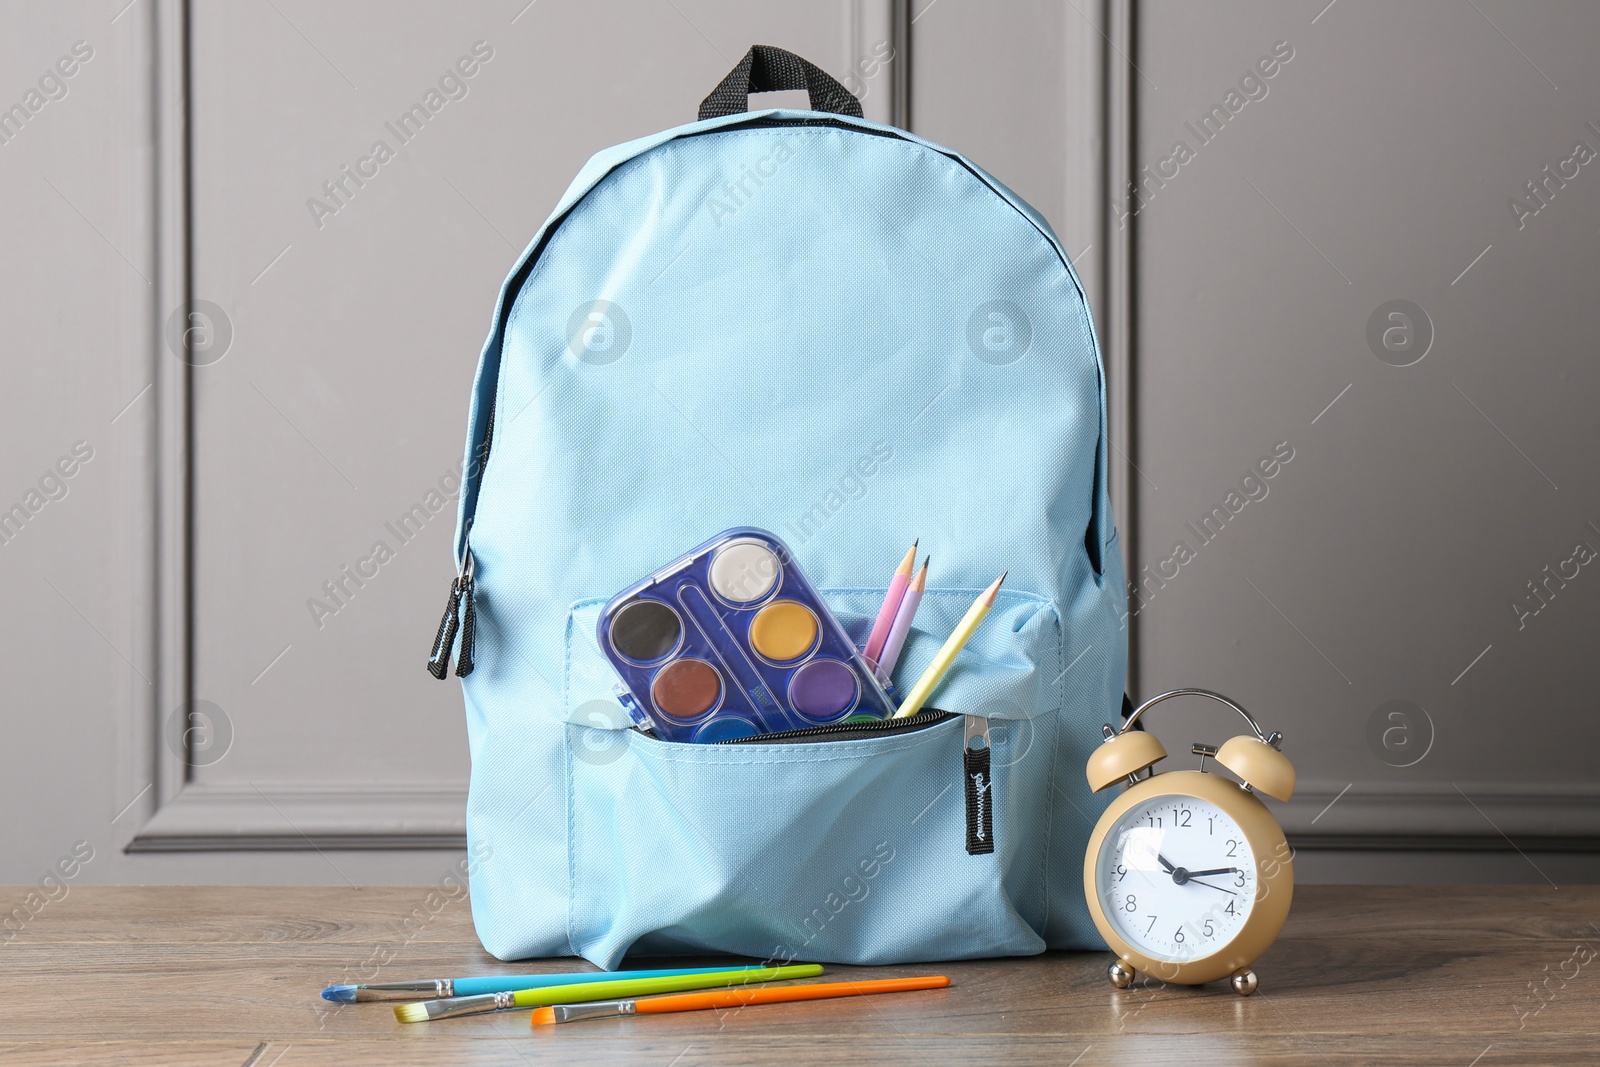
{"left": 1, "top": 885, "right": 1594, "bottom": 1065}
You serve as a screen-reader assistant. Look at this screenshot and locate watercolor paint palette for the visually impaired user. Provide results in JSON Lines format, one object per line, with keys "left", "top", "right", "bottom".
{"left": 597, "top": 528, "right": 897, "bottom": 743}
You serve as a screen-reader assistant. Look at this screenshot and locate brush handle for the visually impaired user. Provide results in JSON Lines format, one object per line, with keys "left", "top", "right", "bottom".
{"left": 637, "top": 975, "right": 951, "bottom": 1013}
{"left": 453, "top": 965, "right": 768, "bottom": 997}
{"left": 508, "top": 964, "right": 822, "bottom": 1008}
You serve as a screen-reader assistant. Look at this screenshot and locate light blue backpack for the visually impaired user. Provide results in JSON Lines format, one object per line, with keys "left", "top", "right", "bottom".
{"left": 430, "top": 47, "right": 1128, "bottom": 967}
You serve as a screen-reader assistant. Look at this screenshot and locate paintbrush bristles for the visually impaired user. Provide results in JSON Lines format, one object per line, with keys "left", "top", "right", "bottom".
{"left": 392, "top": 991, "right": 501, "bottom": 1023}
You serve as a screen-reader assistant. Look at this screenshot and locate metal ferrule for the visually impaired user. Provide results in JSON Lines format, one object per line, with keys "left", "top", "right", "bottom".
{"left": 424, "top": 992, "right": 503, "bottom": 1020}
{"left": 550, "top": 1000, "right": 634, "bottom": 1024}
{"left": 354, "top": 978, "right": 453, "bottom": 1001}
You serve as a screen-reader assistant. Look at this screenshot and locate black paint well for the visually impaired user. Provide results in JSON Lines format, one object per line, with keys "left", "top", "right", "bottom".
{"left": 609, "top": 598, "right": 682, "bottom": 662}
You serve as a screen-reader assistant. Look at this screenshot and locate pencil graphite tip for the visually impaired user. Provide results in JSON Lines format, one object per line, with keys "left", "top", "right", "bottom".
{"left": 981, "top": 572, "right": 1006, "bottom": 606}
{"left": 897, "top": 541, "right": 918, "bottom": 575}
{"left": 910, "top": 558, "right": 929, "bottom": 591}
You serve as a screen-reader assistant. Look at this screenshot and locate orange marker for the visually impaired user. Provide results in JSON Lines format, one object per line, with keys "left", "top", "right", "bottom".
{"left": 531, "top": 975, "right": 951, "bottom": 1026}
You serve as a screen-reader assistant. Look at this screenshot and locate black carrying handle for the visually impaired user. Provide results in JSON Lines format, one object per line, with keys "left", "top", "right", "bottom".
{"left": 698, "top": 45, "right": 863, "bottom": 121}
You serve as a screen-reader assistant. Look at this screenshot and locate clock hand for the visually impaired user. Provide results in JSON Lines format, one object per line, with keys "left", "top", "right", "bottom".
{"left": 1186, "top": 877, "right": 1236, "bottom": 895}
{"left": 1184, "top": 867, "right": 1241, "bottom": 878}
{"left": 1156, "top": 853, "right": 1175, "bottom": 874}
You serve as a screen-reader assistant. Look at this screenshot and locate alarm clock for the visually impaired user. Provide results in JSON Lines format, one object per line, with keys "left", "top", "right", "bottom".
{"left": 1083, "top": 689, "right": 1295, "bottom": 996}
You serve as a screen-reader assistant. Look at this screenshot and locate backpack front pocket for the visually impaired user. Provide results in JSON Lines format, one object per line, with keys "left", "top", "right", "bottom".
{"left": 565, "top": 715, "right": 1048, "bottom": 967}
{"left": 561, "top": 587, "right": 1065, "bottom": 967}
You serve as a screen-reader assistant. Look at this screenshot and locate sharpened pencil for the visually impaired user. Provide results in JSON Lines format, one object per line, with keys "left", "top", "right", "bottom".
{"left": 892, "top": 572, "right": 1005, "bottom": 719}
{"left": 863, "top": 540, "right": 918, "bottom": 668}
{"left": 874, "top": 555, "right": 927, "bottom": 683}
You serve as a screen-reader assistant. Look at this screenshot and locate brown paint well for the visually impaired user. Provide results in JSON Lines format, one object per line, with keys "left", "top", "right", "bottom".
{"left": 651, "top": 658, "right": 722, "bottom": 721}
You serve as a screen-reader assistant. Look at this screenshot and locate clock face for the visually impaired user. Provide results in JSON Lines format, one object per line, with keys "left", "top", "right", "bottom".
{"left": 1096, "top": 793, "right": 1257, "bottom": 963}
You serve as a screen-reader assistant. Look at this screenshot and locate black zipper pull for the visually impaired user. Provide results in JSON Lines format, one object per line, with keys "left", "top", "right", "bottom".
{"left": 427, "top": 577, "right": 462, "bottom": 679}
{"left": 964, "top": 714, "right": 994, "bottom": 855}
{"left": 454, "top": 572, "right": 476, "bottom": 676}
{"left": 427, "top": 549, "right": 476, "bottom": 679}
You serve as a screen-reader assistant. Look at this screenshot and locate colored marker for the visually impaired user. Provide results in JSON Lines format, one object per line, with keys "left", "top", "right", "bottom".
{"left": 875, "top": 555, "right": 927, "bottom": 684}
{"left": 892, "top": 573, "right": 1005, "bottom": 719}
{"left": 863, "top": 541, "right": 918, "bottom": 668}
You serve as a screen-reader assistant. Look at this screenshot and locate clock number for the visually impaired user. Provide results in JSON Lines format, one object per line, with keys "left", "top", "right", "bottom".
{"left": 1116, "top": 864, "right": 1128, "bottom": 882}
{"left": 1207, "top": 816, "right": 1214, "bottom": 835}
{"left": 1235, "top": 870, "right": 1247, "bottom": 888}
{"left": 1146, "top": 814, "right": 1162, "bottom": 828}
{"left": 1145, "top": 915, "right": 1157, "bottom": 935}
{"left": 1173, "top": 808, "right": 1191, "bottom": 827}
{"left": 1225, "top": 840, "right": 1238, "bottom": 858}
{"left": 1174, "top": 926, "right": 1185, "bottom": 943}
{"left": 1203, "top": 918, "right": 1214, "bottom": 937}
{"left": 1124, "top": 894, "right": 1136, "bottom": 913}
{"left": 1225, "top": 900, "right": 1235, "bottom": 916}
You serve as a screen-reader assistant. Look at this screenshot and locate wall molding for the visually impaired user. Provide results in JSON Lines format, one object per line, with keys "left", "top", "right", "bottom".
{"left": 1282, "top": 781, "right": 1600, "bottom": 844}
{"left": 126, "top": 780, "right": 1600, "bottom": 853}
{"left": 126, "top": 0, "right": 465, "bottom": 854}
{"left": 128, "top": 784, "right": 466, "bottom": 851}
{"left": 118, "top": 0, "right": 192, "bottom": 853}
{"left": 1102, "top": 0, "right": 1138, "bottom": 699}
{"left": 849, "top": 0, "right": 909, "bottom": 128}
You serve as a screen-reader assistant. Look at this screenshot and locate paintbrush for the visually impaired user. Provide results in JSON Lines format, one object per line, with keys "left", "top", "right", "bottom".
{"left": 531, "top": 974, "right": 951, "bottom": 1026}
{"left": 323, "top": 963, "right": 775, "bottom": 1002}
{"left": 392, "top": 964, "right": 822, "bottom": 1022}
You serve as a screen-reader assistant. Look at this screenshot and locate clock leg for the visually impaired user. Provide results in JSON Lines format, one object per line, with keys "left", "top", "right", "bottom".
{"left": 1108, "top": 960, "right": 1136, "bottom": 989}
{"left": 1230, "top": 968, "right": 1258, "bottom": 996}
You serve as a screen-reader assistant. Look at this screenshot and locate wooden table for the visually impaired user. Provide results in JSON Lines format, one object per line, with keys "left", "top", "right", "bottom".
{"left": 2, "top": 885, "right": 1594, "bottom": 1065}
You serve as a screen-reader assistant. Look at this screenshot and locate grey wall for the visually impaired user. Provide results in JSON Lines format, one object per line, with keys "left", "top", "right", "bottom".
{"left": 1125, "top": 0, "right": 1600, "bottom": 883}
{"left": 1, "top": 0, "right": 1595, "bottom": 888}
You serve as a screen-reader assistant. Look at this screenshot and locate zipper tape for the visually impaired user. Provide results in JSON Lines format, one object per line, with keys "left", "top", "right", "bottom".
{"left": 711, "top": 709, "right": 953, "bottom": 744}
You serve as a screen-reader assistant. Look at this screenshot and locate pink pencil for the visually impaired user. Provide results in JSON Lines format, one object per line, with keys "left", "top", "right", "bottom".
{"left": 863, "top": 541, "right": 918, "bottom": 668}
{"left": 875, "top": 556, "right": 927, "bottom": 683}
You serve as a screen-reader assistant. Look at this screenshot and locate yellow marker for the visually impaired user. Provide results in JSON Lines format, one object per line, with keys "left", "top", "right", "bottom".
{"left": 892, "top": 572, "right": 1005, "bottom": 719}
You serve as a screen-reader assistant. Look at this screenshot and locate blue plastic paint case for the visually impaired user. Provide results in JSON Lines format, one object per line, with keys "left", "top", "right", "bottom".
{"left": 596, "top": 528, "right": 896, "bottom": 742}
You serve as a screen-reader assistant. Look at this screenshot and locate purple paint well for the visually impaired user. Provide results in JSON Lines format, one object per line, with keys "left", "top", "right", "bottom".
{"left": 789, "top": 658, "right": 859, "bottom": 721}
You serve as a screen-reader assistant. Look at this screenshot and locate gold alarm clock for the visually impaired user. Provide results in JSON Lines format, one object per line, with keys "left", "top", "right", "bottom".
{"left": 1083, "top": 689, "right": 1295, "bottom": 996}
